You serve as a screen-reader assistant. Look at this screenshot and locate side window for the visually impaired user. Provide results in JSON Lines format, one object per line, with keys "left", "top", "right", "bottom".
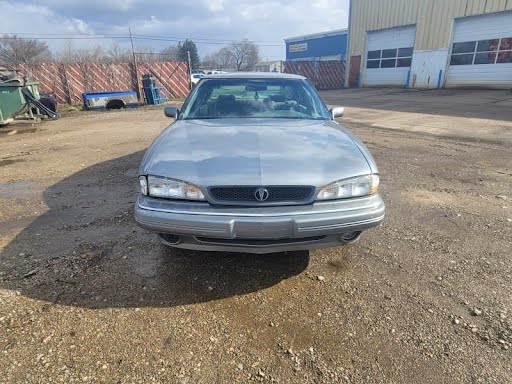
{"left": 366, "top": 47, "right": 413, "bottom": 69}
{"left": 450, "top": 37, "right": 512, "bottom": 66}
{"left": 452, "top": 41, "right": 476, "bottom": 54}
{"left": 366, "top": 50, "right": 381, "bottom": 68}
{"left": 497, "top": 37, "right": 512, "bottom": 63}
{"left": 367, "top": 50, "right": 381, "bottom": 59}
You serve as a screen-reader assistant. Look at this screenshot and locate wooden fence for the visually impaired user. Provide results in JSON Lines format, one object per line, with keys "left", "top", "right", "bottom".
{"left": 18, "top": 61, "right": 190, "bottom": 104}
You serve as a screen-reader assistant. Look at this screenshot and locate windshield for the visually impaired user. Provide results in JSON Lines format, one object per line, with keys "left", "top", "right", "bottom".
{"left": 180, "top": 78, "right": 331, "bottom": 120}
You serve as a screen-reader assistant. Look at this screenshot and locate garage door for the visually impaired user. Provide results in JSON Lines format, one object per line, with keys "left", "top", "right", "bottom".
{"left": 364, "top": 26, "right": 416, "bottom": 87}
{"left": 446, "top": 11, "right": 512, "bottom": 88}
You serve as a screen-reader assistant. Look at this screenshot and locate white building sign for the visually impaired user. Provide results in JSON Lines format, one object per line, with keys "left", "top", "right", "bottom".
{"left": 289, "top": 43, "right": 308, "bottom": 53}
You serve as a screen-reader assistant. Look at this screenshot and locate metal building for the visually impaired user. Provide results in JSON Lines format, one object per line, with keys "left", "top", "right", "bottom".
{"left": 285, "top": 29, "right": 348, "bottom": 62}
{"left": 282, "top": 29, "right": 349, "bottom": 90}
{"left": 347, "top": 0, "right": 512, "bottom": 88}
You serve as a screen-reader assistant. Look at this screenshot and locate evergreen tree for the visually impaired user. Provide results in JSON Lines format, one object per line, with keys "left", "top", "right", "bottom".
{"left": 178, "top": 39, "right": 200, "bottom": 69}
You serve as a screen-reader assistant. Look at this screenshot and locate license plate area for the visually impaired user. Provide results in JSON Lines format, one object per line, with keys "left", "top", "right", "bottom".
{"left": 234, "top": 219, "right": 294, "bottom": 239}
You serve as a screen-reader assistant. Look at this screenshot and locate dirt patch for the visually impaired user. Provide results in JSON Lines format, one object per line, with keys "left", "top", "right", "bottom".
{"left": 0, "top": 159, "right": 25, "bottom": 167}
{"left": 0, "top": 92, "right": 511, "bottom": 383}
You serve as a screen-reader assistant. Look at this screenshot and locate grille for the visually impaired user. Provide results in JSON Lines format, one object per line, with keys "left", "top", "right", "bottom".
{"left": 209, "top": 186, "right": 314, "bottom": 204}
{"left": 196, "top": 236, "right": 325, "bottom": 246}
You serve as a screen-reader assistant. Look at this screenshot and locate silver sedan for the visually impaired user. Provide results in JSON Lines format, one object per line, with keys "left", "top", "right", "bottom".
{"left": 135, "top": 73, "right": 385, "bottom": 254}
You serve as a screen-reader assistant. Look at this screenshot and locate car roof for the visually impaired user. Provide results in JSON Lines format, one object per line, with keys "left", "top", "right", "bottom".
{"left": 204, "top": 72, "right": 306, "bottom": 80}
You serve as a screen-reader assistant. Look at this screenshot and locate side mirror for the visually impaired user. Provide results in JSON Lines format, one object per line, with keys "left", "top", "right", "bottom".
{"left": 164, "top": 106, "right": 180, "bottom": 118}
{"left": 330, "top": 107, "right": 345, "bottom": 119}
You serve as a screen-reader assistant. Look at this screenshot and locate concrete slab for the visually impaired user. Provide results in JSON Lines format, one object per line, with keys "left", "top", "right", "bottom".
{"left": 321, "top": 88, "right": 512, "bottom": 145}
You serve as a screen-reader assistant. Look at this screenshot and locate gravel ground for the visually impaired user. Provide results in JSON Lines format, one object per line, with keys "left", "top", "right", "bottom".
{"left": 0, "top": 89, "right": 511, "bottom": 383}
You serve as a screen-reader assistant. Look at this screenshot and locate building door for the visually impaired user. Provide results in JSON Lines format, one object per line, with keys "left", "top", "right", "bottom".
{"left": 446, "top": 11, "right": 512, "bottom": 88}
{"left": 348, "top": 55, "right": 361, "bottom": 87}
{"left": 363, "top": 26, "right": 416, "bottom": 87}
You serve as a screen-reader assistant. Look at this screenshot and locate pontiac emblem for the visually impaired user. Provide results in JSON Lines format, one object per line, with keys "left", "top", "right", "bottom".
{"left": 254, "top": 188, "right": 270, "bottom": 202}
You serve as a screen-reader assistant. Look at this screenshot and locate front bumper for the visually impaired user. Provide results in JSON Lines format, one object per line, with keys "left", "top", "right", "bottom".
{"left": 135, "top": 194, "right": 385, "bottom": 253}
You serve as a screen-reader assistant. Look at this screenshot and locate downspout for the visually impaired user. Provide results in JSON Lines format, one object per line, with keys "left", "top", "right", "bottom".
{"left": 345, "top": 0, "right": 354, "bottom": 88}
{"left": 405, "top": 70, "right": 411, "bottom": 89}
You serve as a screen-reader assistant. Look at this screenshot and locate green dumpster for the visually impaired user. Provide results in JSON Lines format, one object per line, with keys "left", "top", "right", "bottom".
{"left": 0, "top": 79, "right": 40, "bottom": 125}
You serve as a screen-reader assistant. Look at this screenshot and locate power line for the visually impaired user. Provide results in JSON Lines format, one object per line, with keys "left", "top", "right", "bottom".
{"left": 0, "top": 35, "right": 129, "bottom": 40}
{"left": 132, "top": 33, "right": 283, "bottom": 44}
{"left": 0, "top": 32, "right": 285, "bottom": 46}
{"left": 0, "top": 32, "right": 116, "bottom": 36}
{"left": 134, "top": 52, "right": 284, "bottom": 60}
{"left": 3, "top": 32, "right": 283, "bottom": 44}
{"left": 132, "top": 36, "right": 283, "bottom": 46}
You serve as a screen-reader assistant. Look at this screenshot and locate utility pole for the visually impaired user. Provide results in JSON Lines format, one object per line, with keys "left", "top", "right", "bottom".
{"left": 129, "top": 27, "right": 141, "bottom": 100}
{"left": 187, "top": 50, "right": 192, "bottom": 74}
{"left": 187, "top": 50, "right": 192, "bottom": 90}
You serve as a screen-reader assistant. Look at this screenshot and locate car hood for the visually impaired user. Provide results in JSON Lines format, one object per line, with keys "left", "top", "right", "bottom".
{"left": 140, "top": 118, "right": 373, "bottom": 188}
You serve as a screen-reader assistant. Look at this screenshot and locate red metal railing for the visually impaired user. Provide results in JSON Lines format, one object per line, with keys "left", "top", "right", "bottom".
{"left": 283, "top": 60, "right": 346, "bottom": 90}
{"left": 18, "top": 61, "right": 190, "bottom": 104}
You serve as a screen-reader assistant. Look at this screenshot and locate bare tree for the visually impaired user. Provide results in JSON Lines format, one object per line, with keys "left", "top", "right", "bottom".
{"left": 201, "top": 53, "right": 219, "bottom": 70}
{"left": 84, "top": 45, "right": 105, "bottom": 63}
{"left": 201, "top": 50, "right": 230, "bottom": 70}
{"left": 160, "top": 45, "right": 180, "bottom": 62}
{"left": 58, "top": 40, "right": 75, "bottom": 65}
{"left": 0, "top": 34, "right": 52, "bottom": 66}
{"left": 205, "top": 40, "right": 260, "bottom": 71}
{"left": 135, "top": 46, "right": 157, "bottom": 63}
{"left": 216, "top": 47, "right": 235, "bottom": 69}
{"left": 227, "top": 39, "right": 260, "bottom": 71}
{"left": 56, "top": 42, "right": 106, "bottom": 64}
{"left": 106, "top": 42, "right": 131, "bottom": 63}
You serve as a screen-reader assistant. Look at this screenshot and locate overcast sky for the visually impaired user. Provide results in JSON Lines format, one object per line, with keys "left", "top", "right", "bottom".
{"left": 0, "top": 0, "right": 349, "bottom": 60}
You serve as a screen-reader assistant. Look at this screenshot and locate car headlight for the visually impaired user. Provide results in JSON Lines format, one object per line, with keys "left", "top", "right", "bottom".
{"left": 141, "top": 175, "right": 205, "bottom": 200}
{"left": 317, "top": 174, "right": 379, "bottom": 200}
{"left": 139, "top": 176, "right": 148, "bottom": 196}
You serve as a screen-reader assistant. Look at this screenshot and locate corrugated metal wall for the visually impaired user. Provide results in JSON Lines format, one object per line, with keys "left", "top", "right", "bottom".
{"left": 349, "top": 0, "right": 512, "bottom": 55}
